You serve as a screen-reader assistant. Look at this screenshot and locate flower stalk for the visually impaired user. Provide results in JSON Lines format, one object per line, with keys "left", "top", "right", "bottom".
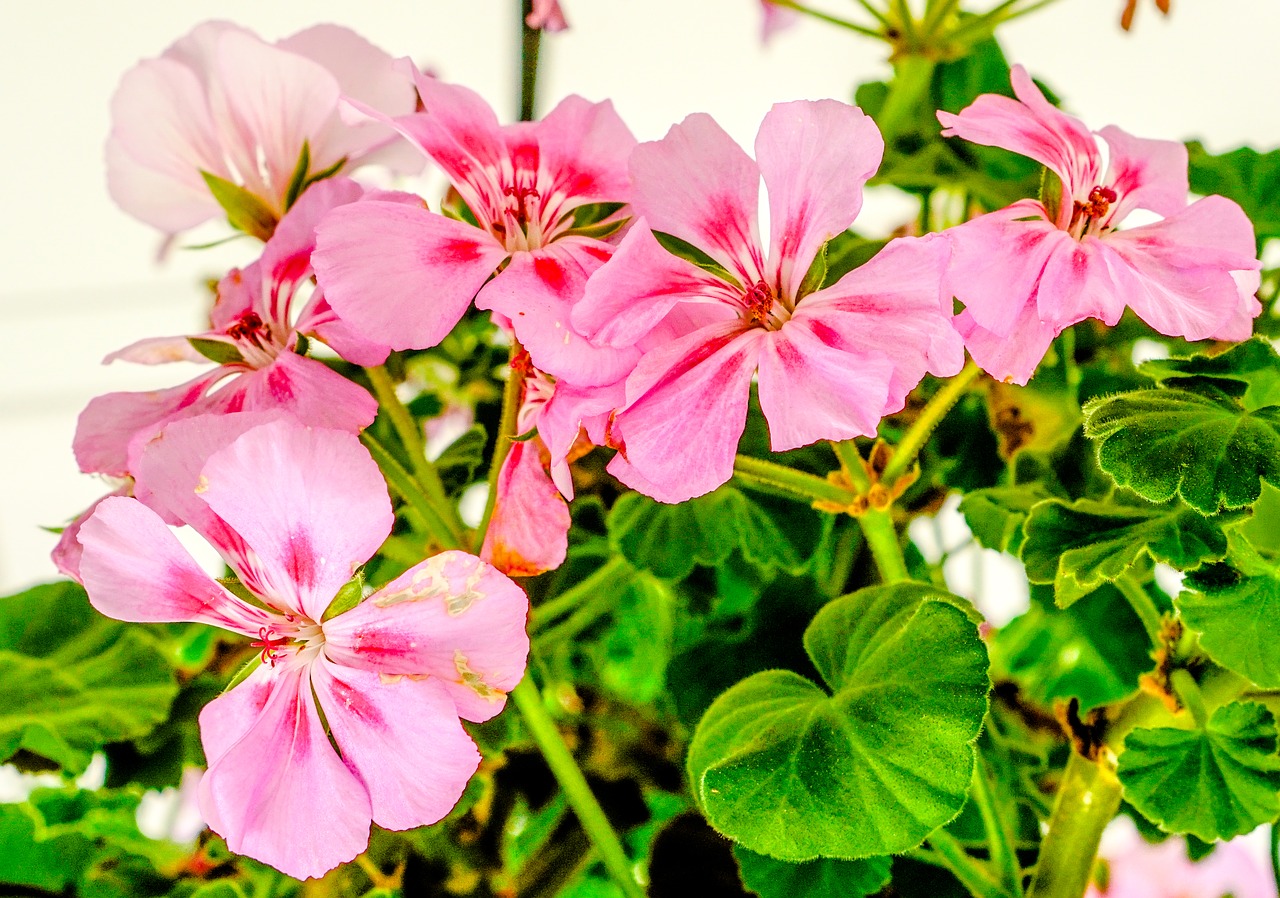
{"left": 1024, "top": 750, "right": 1123, "bottom": 898}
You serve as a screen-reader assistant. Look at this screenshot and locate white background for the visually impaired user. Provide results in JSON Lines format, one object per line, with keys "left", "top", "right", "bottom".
{"left": 2, "top": 0, "right": 1279, "bottom": 592}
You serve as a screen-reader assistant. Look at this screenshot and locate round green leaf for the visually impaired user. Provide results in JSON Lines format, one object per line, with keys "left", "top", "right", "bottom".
{"left": 734, "top": 845, "right": 891, "bottom": 898}
{"left": 1178, "top": 544, "right": 1280, "bottom": 688}
{"left": 687, "top": 583, "right": 990, "bottom": 861}
{"left": 1118, "top": 701, "right": 1280, "bottom": 841}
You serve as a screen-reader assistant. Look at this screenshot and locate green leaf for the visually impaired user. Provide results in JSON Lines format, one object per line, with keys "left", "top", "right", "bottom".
{"left": 821, "top": 231, "right": 888, "bottom": 285}
{"left": 734, "top": 846, "right": 892, "bottom": 898}
{"left": 1021, "top": 497, "right": 1236, "bottom": 607}
{"left": 1118, "top": 701, "right": 1280, "bottom": 841}
{"left": 0, "top": 582, "right": 178, "bottom": 772}
{"left": 1083, "top": 387, "right": 1280, "bottom": 514}
{"left": 1188, "top": 142, "right": 1280, "bottom": 249}
{"left": 1138, "top": 339, "right": 1280, "bottom": 411}
{"left": 652, "top": 230, "right": 742, "bottom": 288}
{"left": 435, "top": 423, "right": 487, "bottom": 494}
{"left": 590, "top": 573, "right": 675, "bottom": 703}
{"left": 199, "top": 170, "right": 277, "bottom": 241}
{"left": 608, "top": 485, "right": 824, "bottom": 580}
{"left": 994, "top": 584, "right": 1152, "bottom": 711}
{"left": 960, "top": 482, "right": 1059, "bottom": 554}
{"left": 1179, "top": 542, "right": 1280, "bottom": 687}
{"left": 686, "top": 582, "right": 989, "bottom": 860}
{"left": 187, "top": 337, "right": 243, "bottom": 365}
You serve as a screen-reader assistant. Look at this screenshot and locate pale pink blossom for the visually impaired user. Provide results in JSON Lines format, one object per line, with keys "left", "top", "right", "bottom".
{"left": 527, "top": 0, "right": 569, "bottom": 31}
{"left": 73, "top": 178, "right": 390, "bottom": 480}
{"left": 1086, "top": 818, "right": 1273, "bottom": 898}
{"left": 76, "top": 416, "right": 530, "bottom": 880}
{"left": 572, "top": 101, "right": 964, "bottom": 503}
{"left": 938, "top": 65, "right": 1261, "bottom": 385}
{"left": 107, "top": 21, "right": 421, "bottom": 238}
{"left": 760, "top": 1, "right": 800, "bottom": 43}
{"left": 313, "top": 71, "right": 639, "bottom": 386}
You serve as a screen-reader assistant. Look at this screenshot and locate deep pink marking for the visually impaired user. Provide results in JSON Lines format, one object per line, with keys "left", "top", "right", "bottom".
{"left": 326, "top": 676, "right": 384, "bottom": 726}
{"left": 266, "top": 364, "right": 295, "bottom": 402}
{"left": 435, "top": 238, "right": 485, "bottom": 264}
{"left": 534, "top": 255, "right": 567, "bottom": 292}
{"left": 285, "top": 530, "right": 317, "bottom": 589}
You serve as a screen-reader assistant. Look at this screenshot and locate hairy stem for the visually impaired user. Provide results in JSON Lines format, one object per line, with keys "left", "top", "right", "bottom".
{"left": 531, "top": 556, "right": 631, "bottom": 632}
{"left": 1025, "top": 750, "right": 1122, "bottom": 898}
{"left": 1114, "top": 574, "right": 1163, "bottom": 647}
{"left": 361, "top": 431, "right": 462, "bottom": 550}
{"left": 477, "top": 343, "right": 526, "bottom": 546}
{"left": 760, "top": 0, "right": 885, "bottom": 38}
{"left": 519, "top": 0, "right": 542, "bottom": 121}
{"left": 732, "top": 454, "right": 856, "bottom": 506}
{"left": 927, "top": 828, "right": 1012, "bottom": 898}
{"left": 882, "top": 359, "right": 982, "bottom": 486}
{"left": 973, "top": 751, "right": 1024, "bottom": 897}
{"left": 860, "top": 509, "right": 911, "bottom": 584}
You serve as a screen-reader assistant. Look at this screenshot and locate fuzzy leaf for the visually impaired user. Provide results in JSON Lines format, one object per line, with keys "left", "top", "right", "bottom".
{"left": 1138, "top": 339, "right": 1280, "bottom": 411}
{"left": 686, "top": 582, "right": 989, "bottom": 860}
{"left": 734, "top": 846, "right": 892, "bottom": 898}
{"left": 1118, "top": 701, "right": 1280, "bottom": 841}
{"left": 960, "top": 483, "right": 1059, "bottom": 554}
{"left": 1179, "top": 542, "right": 1280, "bottom": 688}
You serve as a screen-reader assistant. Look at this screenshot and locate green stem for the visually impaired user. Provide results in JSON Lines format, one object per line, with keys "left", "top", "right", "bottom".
{"left": 511, "top": 679, "right": 645, "bottom": 898}
{"left": 762, "top": 0, "right": 885, "bottom": 38}
{"left": 732, "top": 454, "right": 855, "bottom": 507}
{"left": 851, "top": 0, "right": 894, "bottom": 29}
{"left": 882, "top": 359, "right": 982, "bottom": 485}
{"left": 360, "top": 432, "right": 462, "bottom": 550}
{"left": 1114, "top": 574, "right": 1163, "bottom": 647}
{"left": 927, "top": 828, "right": 1011, "bottom": 898}
{"left": 1107, "top": 667, "right": 1248, "bottom": 752}
{"left": 519, "top": 0, "right": 542, "bottom": 121}
{"left": 365, "top": 365, "right": 469, "bottom": 547}
{"left": 946, "top": 0, "right": 1063, "bottom": 46}
{"left": 1270, "top": 824, "right": 1279, "bottom": 896}
{"left": 973, "top": 752, "right": 1024, "bottom": 897}
{"left": 889, "top": 0, "right": 920, "bottom": 44}
{"left": 531, "top": 556, "right": 630, "bottom": 632}
{"left": 477, "top": 343, "right": 526, "bottom": 546}
{"left": 876, "top": 54, "right": 935, "bottom": 140}
{"left": 1170, "top": 668, "right": 1209, "bottom": 729}
{"left": 1025, "top": 751, "right": 1122, "bottom": 898}
{"left": 921, "top": 0, "right": 961, "bottom": 36}
{"left": 537, "top": 587, "right": 624, "bottom": 645}
{"left": 860, "top": 509, "right": 910, "bottom": 584}
{"left": 831, "top": 440, "right": 872, "bottom": 492}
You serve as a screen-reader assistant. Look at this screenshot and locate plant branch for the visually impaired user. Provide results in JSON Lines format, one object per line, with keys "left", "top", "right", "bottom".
{"left": 360, "top": 431, "right": 462, "bottom": 550}
{"left": 519, "top": 0, "right": 542, "bottom": 121}
{"left": 882, "top": 359, "right": 982, "bottom": 485}
{"left": 1114, "top": 574, "right": 1163, "bottom": 647}
{"left": 1024, "top": 750, "right": 1122, "bottom": 898}
{"left": 732, "top": 454, "right": 855, "bottom": 507}
{"left": 531, "top": 556, "right": 631, "bottom": 633}
{"left": 972, "top": 751, "right": 1024, "bottom": 897}
{"left": 477, "top": 342, "right": 526, "bottom": 546}
{"left": 761, "top": 0, "right": 885, "bottom": 38}
{"left": 927, "top": 827, "right": 1012, "bottom": 898}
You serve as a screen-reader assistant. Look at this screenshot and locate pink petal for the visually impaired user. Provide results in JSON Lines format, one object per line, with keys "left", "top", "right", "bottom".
{"left": 1211, "top": 269, "right": 1264, "bottom": 342}
{"left": 755, "top": 100, "right": 883, "bottom": 300}
{"left": 224, "top": 351, "right": 378, "bottom": 433}
{"left": 196, "top": 420, "right": 393, "bottom": 622}
{"left": 572, "top": 219, "right": 743, "bottom": 346}
{"left": 297, "top": 293, "right": 392, "bottom": 367}
{"left": 943, "top": 202, "right": 1066, "bottom": 337}
{"left": 609, "top": 322, "right": 763, "bottom": 503}
{"left": 52, "top": 486, "right": 131, "bottom": 583}
{"left": 1103, "top": 196, "right": 1262, "bottom": 340}
{"left": 259, "top": 176, "right": 365, "bottom": 293}
{"left": 323, "top": 551, "right": 530, "bottom": 723}
{"left": 1037, "top": 236, "right": 1127, "bottom": 330}
{"left": 313, "top": 199, "right": 507, "bottom": 350}
{"left": 198, "top": 661, "right": 371, "bottom": 880}
{"left": 481, "top": 439, "right": 570, "bottom": 577}
{"left": 538, "top": 377, "right": 627, "bottom": 497}
{"left": 73, "top": 369, "right": 229, "bottom": 476}
{"left": 477, "top": 243, "right": 639, "bottom": 386}
{"left": 526, "top": 0, "right": 569, "bottom": 31}
{"left": 630, "top": 113, "right": 765, "bottom": 284}
{"left": 955, "top": 305, "right": 1058, "bottom": 386}
{"left": 210, "top": 266, "right": 257, "bottom": 331}
{"left": 311, "top": 657, "right": 481, "bottom": 831}
{"left": 533, "top": 95, "right": 634, "bottom": 210}
{"left": 938, "top": 65, "right": 1100, "bottom": 200}
{"left": 1099, "top": 125, "right": 1189, "bottom": 222}
{"left": 77, "top": 496, "right": 276, "bottom": 636}
{"left": 103, "top": 335, "right": 209, "bottom": 366}
{"left": 760, "top": 1, "right": 801, "bottom": 43}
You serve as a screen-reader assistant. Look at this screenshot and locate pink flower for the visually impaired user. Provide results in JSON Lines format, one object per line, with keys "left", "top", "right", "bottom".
{"left": 527, "top": 0, "right": 569, "bottom": 31}
{"left": 73, "top": 178, "right": 390, "bottom": 480}
{"left": 1086, "top": 818, "right": 1273, "bottom": 898}
{"left": 760, "top": 0, "right": 800, "bottom": 43}
{"left": 938, "top": 65, "right": 1261, "bottom": 385}
{"left": 76, "top": 415, "right": 530, "bottom": 880}
{"left": 571, "top": 101, "right": 965, "bottom": 503}
{"left": 313, "top": 72, "right": 639, "bottom": 386}
{"left": 107, "top": 21, "right": 421, "bottom": 238}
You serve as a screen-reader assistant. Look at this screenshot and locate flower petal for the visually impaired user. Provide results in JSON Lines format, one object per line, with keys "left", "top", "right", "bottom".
{"left": 199, "top": 661, "right": 371, "bottom": 880}
{"left": 1037, "top": 236, "right": 1127, "bottom": 330}
{"left": 323, "top": 551, "right": 530, "bottom": 723}
{"left": 955, "top": 305, "right": 1058, "bottom": 386}
{"left": 533, "top": 94, "right": 635, "bottom": 212}
{"left": 52, "top": 486, "right": 131, "bottom": 583}
{"left": 609, "top": 322, "right": 762, "bottom": 503}
{"left": 755, "top": 99, "right": 883, "bottom": 300}
{"left": 196, "top": 419, "right": 392, "bottom": 622}
{"left": 313, "top": 199, "right": 506, "bottom": 350}
{"left": 1099, "top": 125, "right": 1188, "bottom": 222}
{"left": 224, "top": 352, "right": 378, "bottom": 433}
{"left": 630, "top": 113, "right": 765, "bottom": 283}
{"left": 77, "top": 496, "right": 275, "bottom": 636}
{"left": 312, "top": 657, "right": 481, "bottom": 831}
{"left": 481, "top": 439, "right": 570, "bottom": 578}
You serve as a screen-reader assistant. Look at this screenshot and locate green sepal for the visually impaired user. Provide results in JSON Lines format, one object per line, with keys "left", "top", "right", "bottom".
{"left": 283, "top": 140, "right": 312, "bottom": 211}
{"left": 323, "top": 571, "right": 365, "bottom": 621}
{"left": 795, "top": 241, "right": 827, "bottom": 301}
{"left": 1020, "top": 497, "right": 1237, "bottom": 607}
{"left": 1039, "top": 166, "right": 1063, "bottom": 224}
{"left": 733, "top": 846, "right": 892, "bottom": 898}
{"left": 686, "top": 582, "right": 989, "bottom": 860}
{"left": 222, "top": 653, "right": 262, "bottom": 695}
{"left": 1118, "top": 701, "right": 1280, "bottom": 842}
{"left": 560, "top": 201, "right": 629, "bottom": 240}
{"left": 652, "top": 230, "right": 742, "bottom": 289}
{"left": 200, "top": 170, "right": 277, "bottom": 241}
{"left": 187, "top": 336, "right": 244, "bottom": 365}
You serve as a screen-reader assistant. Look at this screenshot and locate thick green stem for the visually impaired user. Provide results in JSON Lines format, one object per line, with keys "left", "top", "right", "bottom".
{"left": 1114, "top": 574, "right": 1163, "bottom": 647}
{"left": 1170, "top": 669, "right": 1209, "bottom": 729}
{"left": 365, "top": 365, "right": 469, "bottom": 546}
{"left": 860, "top": 509, "right": 911, "bottom": 584}
{"left": 831, "top": 440, "right": 872, "bottom": 492}
{"left": 732, "top": 454, "right": 855, "bottom": 507}
{"left": 477, "top": 343, "right": 526, "bottom": 546}
{"left": 882, "top": 359, "right": 982, "bottom": 485}
{"left": 973, "top": 752, "right": 1024, "bottom": 897}
{"left": 511, "top": 679, "right": 645, "bottom": 898}
{"left": 360, "top": 432, "right": 462, "bottom": 550}
{"left": 1025, "top": 751, "right": 1122, "bottom": 898}
{"left": 531, "top": 556, "right": 630, "bottom": 632}
{"left": 519, "top": 0, "right": 542, "bottom": 121}
{"left": 876, "top": 54, "right": 935, "bottom": 139}
{"left": 927, "top": 828, "right": 1012, "bottom": 898}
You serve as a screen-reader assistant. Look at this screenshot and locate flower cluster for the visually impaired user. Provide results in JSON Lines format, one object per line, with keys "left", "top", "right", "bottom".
{"left": 67, "top": 16, "right": 1262, "bottom": 882}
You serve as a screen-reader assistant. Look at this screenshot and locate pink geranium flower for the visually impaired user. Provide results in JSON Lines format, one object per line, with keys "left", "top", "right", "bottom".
{"left": 313, "top": 71, "right": 639, "bottom": 386}
{"left": 938, "top": 65, "right": 1261, "bottom": 384}
{"left": 1086, "top": 818, "right": 1272, "bottom": 898}
{"left": 76, "top": 415, "right": 530, "bottom": 880}
{"left": 571, "top": 101, "right": 965, "bottom": 503}
{"left": 527, "top": 0, "right": 569, "bottom": 31}
{"left": 73, "top": 178, "right": 390, "bottom": 480}
{"left": 107, "top": 21, "right": 421, "bottom": 238}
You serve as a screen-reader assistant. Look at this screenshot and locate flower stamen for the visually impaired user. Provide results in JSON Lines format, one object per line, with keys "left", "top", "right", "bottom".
{"left": 250, "top": 626, "right": 292, "bottom": 666}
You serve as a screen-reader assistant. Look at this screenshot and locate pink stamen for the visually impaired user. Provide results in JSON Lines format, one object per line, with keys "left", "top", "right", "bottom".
{"left": 743, "top": 280, "right": 776, "bottom": 327}
{"left": 249, "top": 626, "right": 291, "bottom": 667}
